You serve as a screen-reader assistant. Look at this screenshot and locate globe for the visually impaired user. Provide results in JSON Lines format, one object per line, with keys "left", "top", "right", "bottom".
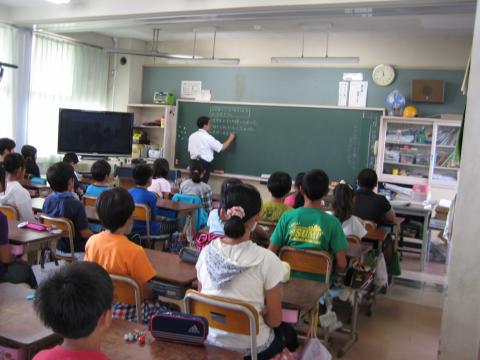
{"left": 386, "top": 90, "right": 406, "bottom": 116}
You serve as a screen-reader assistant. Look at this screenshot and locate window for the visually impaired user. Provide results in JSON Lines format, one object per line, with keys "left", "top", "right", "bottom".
{"left": 27, "top": 34, "right": 109, "bottom": 157}
{"left": 0, "top": 24, "right": 18, "bottom": 139}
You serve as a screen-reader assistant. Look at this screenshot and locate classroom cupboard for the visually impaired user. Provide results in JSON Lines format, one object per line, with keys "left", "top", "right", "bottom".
{"left": 377, "top": 116, "right": 461, "bottom": 189}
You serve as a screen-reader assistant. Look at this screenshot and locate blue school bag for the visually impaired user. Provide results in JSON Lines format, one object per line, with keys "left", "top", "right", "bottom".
{"left": 171, "top": 193, "right": 208, "bottom": 233}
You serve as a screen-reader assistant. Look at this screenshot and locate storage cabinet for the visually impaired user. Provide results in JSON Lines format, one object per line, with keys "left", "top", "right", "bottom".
{"left": 127, "top": 104, "right": 177, "bottom": 164}
{"left": 377, "top": 116, "right": 460, "bottom": 188}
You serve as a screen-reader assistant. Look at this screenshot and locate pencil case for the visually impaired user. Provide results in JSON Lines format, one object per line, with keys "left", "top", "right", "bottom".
{"left": 179, "top": 247, "right": 200, "bottom": 264}
{"left": 149, "top": 279, "right": 188, "bottom": 300}
{"left": 150, "top": 312, "right": 209, "bottom": 346}
{"left": 26, "top": 223, "right": 48, "bottom": 232}
{"left": 31, "top": 177, "right": 47, "bottom": 185}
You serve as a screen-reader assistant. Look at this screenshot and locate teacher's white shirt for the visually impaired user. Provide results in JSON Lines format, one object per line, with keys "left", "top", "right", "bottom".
{"left": 188, "top": 129, "right": 223, "bottom": 162}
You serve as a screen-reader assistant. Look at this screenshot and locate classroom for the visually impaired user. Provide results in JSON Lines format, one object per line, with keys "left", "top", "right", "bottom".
{"left": 0, "top": 1, "right": 478, "bottom": 359}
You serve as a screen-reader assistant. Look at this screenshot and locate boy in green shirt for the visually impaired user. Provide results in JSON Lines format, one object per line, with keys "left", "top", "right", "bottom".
{"left": 261, "top": 171, "right": 292, "bottom": 222}
{"left": 269, "top": 169, "right": 348, "bottom": 282}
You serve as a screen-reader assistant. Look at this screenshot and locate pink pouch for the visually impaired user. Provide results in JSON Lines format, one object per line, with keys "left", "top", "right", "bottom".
{"left": 282, "top": 308, "right": 300, "bottom": 324}
{"left": 10, "top": 244, "right": 25, "bottom": 256}
{"left": 25, "top": 223, "right": 48, "bottom": 232}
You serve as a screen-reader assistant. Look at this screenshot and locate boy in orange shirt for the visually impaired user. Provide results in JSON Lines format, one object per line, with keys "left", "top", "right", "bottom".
{"left": 84, "top": 188, "right": 168, "bottom": 324}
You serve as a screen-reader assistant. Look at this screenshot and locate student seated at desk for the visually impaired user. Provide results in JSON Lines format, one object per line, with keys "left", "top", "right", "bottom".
{"left": 269, "top": 169, "right": 348, "bottom": 281}
{"left": 0, "top": 137, "right": 15, "bottom": 162}
{"left": 260, "top": 171, "right": 292, "bottom": 222}
{"left": 0, "top": 153, "right": 36, "bottom": 222}
{"left": 196, "top": 184, "right": 298, "bottom": 359}
{"left": 85, "top": 160, "right": 113, "bottom": 197}
{"left": 333, "top": 182, "right": 367, "bottom": 239}
{"left": 43, "top": 162, "right": 93, "bottom": 260}
{"left": 33, "top": 262, "right": 113, "bottom": 360}
{"left": 63, "top": 152, "right": 83, "bottom": 198}
{"left": 180, "top": 160, "right": 213, "bottom": 214}
{"left": 147, "top": 158, "right": 172, "bottom": 199}
{"left": 284, "top": 172, "right": 305, "bottom": 209}
{"left": 128, "top": 164, "right": 160, "bottom": 236}
{"left": 353, "top": 168, "right": 395, "bottom": 226}
{"left": 0, "top": 166, "right": 37, "bottom": 288}
{"left": 21, "top": 145, "right": 40, "bottom": 178}
{"left": 85, "top": 188, "right": 169, "bottom": 324}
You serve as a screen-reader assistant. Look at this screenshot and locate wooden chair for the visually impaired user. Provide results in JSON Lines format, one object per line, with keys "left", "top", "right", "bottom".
{"left": 279, "top": 247, "right": 333, "bottom": 284}
{"left": 82, "top": 195, "right": 97, "bottom": 207}
{"left": 109, "top": 274, "right": 142, "bottom": 324}
{"left": 39, "top": 215, "right": 76, "bottom": 262}
{"left": 257, "top": 220, "right": 277, "bottom": 237}
{"left": 133, "top": 204, "right": 169, "bottom": 250}
{"left": 346, "top": 235, "right": 361, "bottom": 245}
{"left": 0, "top": 204, "right": 20, "bottom": 220}
{"left": 279, "top": 247, "right": 333, "bottom": 339}
{"left": 184, "top": 289, "right": 259, "bottom": 360}
{"left": 363, "top": 220, "right": 377, "bottom": 231}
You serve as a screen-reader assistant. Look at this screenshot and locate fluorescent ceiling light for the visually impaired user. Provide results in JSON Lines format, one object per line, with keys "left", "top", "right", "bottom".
{"left": 45, "top": 0, "right": 70, "bottom": 4}
{"left": 103, "top": 48, "right": 194, "bottom": 59}
{"left": 271, "top": 56, "right": 359, "bottom": 64}
{"left": 166, "top": 58, "right": 240, "bottom": 65}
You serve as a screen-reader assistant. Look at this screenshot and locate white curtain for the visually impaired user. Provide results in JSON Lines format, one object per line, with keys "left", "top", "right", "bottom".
{"left": 27, "top": 34, "right": 109, "bottom": 157}
{"left": 0, "top": 24, "right": 18, "bottom": 139}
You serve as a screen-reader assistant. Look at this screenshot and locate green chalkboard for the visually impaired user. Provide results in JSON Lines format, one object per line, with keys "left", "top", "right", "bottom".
{"left": 175, "top": 101, "right": 383, "bottom": 183}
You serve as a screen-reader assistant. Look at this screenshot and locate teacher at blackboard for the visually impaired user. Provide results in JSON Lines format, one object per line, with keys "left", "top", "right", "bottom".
{"left": 188, "top": 116, "right": 236, "bottom": 183}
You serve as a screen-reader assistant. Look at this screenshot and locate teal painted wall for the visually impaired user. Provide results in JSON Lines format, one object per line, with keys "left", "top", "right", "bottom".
{"left": 142, "top": 66, "right": 466, "bottom": 117}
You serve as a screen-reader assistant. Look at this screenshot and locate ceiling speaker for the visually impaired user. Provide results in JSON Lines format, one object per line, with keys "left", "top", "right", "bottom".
{"left": 411, "top": 80, "right": 445, "bottom": 103}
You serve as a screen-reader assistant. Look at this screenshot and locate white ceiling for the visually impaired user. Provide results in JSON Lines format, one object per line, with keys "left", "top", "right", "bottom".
{"left": 0, "top": 0, "right": 476, "bottom": 41}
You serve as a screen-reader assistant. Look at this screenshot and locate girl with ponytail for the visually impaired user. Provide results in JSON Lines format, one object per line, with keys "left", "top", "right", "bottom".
{"left": 179, "top": 160, "right": 213, "bottom": 213}
{"left": 333, "top": 182, "right": 367, "bottom": 239}
{"left": 196, "top": 184, "right": 298, "bottom": 359}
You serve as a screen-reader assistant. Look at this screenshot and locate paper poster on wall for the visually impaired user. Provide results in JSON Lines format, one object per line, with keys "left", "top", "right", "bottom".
{"left": 348, "top": 81, "right": 368, "bottom": 107}
{"left": 338, "top": 81, "right": 349, "bottom": 106}
{"left": 181, "top": 81, "right": 202, "bottom": 99}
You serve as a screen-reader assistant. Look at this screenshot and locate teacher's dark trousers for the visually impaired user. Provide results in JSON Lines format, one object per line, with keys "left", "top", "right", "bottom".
{"left": 198, "top": 158, "right": 212, "bottom": 183}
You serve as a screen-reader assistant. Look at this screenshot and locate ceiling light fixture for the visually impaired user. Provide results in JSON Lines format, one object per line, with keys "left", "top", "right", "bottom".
{"left": 166, "top": 29, "right": 240, "bottom": 65}
{"left": 104, "top": 28, "right": 194, "bottom": 59}
{"left": 271, "top": 31, "right": 359, "bottom": 65}
{"left": 45, "top": 0, "right": 71, "bottom": 4}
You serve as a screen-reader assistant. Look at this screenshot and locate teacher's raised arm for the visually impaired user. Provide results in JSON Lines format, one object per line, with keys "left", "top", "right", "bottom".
{"left": 187, "top": 116, "right": 236, "bottom": 183}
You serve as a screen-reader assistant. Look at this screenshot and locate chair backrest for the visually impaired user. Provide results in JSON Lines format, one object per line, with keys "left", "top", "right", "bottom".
{"left": 39, "top": 215, "right": 76, "bottom": 261}
{"left": 257, "top": 220, "right": 277, "bottom": 236}
{"left": 82, "top": 195, "right": 97, "bottom": 207}
{"left": 0, "top": 205, "right": 20, "bottom": 220}
{"left": 362, "top": 220, "right": 377, "bottom": 231}
{"left": 109, "top": 274, "right": 142, "bottom": 324}
{"left": 346, "top": 235, "right": 361, "bottom": 245}
{"left": 133, "top": 203, "right": 151, "bottom": 238}
{"left": 184, "top": 289, "right": 259, "bottom": 360}
{"left": 279, "top": 247, "right": 333, "bottom": 284}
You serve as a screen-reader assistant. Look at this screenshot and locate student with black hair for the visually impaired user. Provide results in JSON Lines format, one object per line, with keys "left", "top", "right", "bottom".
{"left": 33, "top": 262, "right": 112, "bottom": 360}
{"left": 85, "top": 188, "right": 169, "bottom": 324}
{"left": 0, "top": 137, "right": 15, "bottom": 162}
{"left": 187, "top": 115, "right": 236, "bottom": 183}
{"left": 128, "top": 163, "right": 160, "bottom": 236}
{"left": 147, "top": 158, "right": 171, "bottom": 199}
{"left": 179, "top": 159, "right": 213, "bottom": 213}
{"left": 269, "top": 169, "right": 348, "bottom": 281}
{"left": 0, "top": 153, "right": 36, "bottom": 222}
{"left": 333, "top": 182, "right": 367, "bottom": 239}
{"left": 261, "top": 171, "right": 292, "bottom": 222}
{"left": 353, "top": 168, "right": 395, "bottom": 225}
{"left": 0, "top": 165, "right": 37, "bottom": 289}
{"left": 284, "top": 172, "right": 305, "bottom": 209}
{"left": 21, "top": 145, "right": 40, "bottom": 178}
{"left": 63, "top": 152, "right": 83, "bottom": 197}
{"left": 196, "top": 184, "right": 298, "bottom": 359}
{"left": 85, "top": 160, "right": 112, "bottom": 197}
{"left": 43, "top": 162, "right": 93, "bottom": 259}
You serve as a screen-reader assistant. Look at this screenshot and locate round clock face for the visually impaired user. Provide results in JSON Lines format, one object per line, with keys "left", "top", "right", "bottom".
{"left": 372, "top": 64, "right": 395, "bottom": 86}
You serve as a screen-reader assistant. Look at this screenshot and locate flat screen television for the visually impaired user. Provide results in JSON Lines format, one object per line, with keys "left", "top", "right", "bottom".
{"left": 58, "top": 108, "right": 133, "bottom": 156}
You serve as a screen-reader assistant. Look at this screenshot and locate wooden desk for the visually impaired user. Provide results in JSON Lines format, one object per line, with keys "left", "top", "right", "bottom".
{"left": 157, "top": 199, "right": 202, "bottom": 232}
{"left": 31, "top": 197, "right": 44, "bottom": 212}
{"left": 101, "top": 319, "right": 242, "bottom": 360}
{"left": 282, "top": 278, "right": 327, "bottom": 312}
{"left": 0, "top": 283, "right": 61, "bottom": 358}
{"left": 8, "top": 220, "right": 62, "bottom": 264}
{"left": 362, "top": 229, "right": 389, "bottom": 251}
{"left": 145, "top": 249, "right": 197, "bottom": 286}
{"left": 20, "top": 179, "right": 51, "bottom": 199}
